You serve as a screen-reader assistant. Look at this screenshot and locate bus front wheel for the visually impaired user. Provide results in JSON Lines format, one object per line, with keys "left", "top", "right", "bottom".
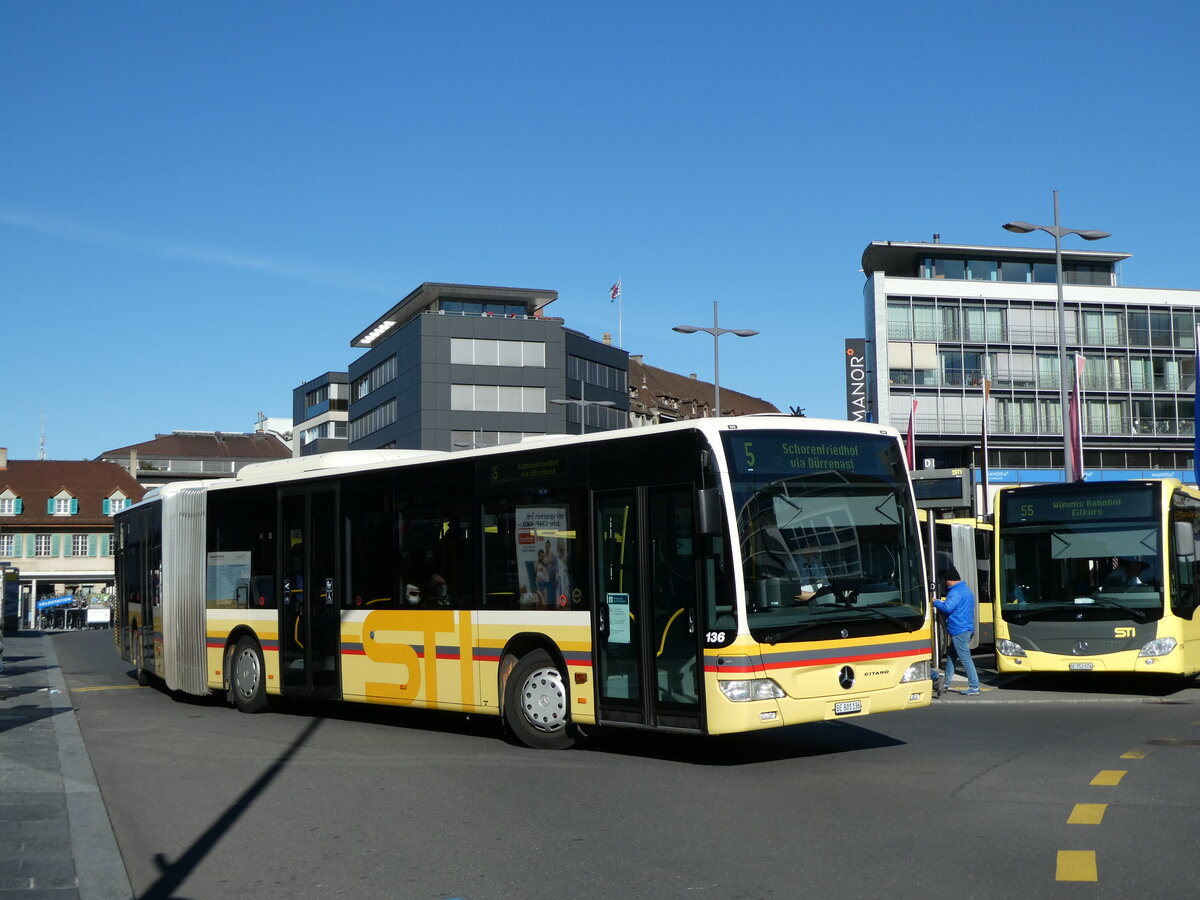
{"left": 230, "top": 637, "right": 269, "bottom": 713}
{"left": 502, "top": 649, "right": 574, "bottom": 750}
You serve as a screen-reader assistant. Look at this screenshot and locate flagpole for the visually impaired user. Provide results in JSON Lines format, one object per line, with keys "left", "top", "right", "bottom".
{"left": 610, "top": 277, "right": 623, "bottom": 348}
{"left": 980, "top": 363, "right": 991, "bottom": 517}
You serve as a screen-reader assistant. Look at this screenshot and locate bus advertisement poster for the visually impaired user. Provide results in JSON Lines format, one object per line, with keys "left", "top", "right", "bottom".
{"left": 515, "top": 506, "right": 571, "bottom": 610}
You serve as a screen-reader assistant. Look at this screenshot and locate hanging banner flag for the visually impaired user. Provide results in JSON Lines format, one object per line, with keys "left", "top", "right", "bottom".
{"left": 1068, "top": 353, "right": 1086, "bottom": 482}
{"left": 610, "top": 278, "right": 621, "bottom": 301}
{"left": 906, "top": 398, "right": 917, "bottom": 470}
{"left": 1194, "top": 326, "right": 1200, "bottom": 486}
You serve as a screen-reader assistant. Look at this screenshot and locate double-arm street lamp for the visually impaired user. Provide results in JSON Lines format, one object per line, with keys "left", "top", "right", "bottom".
{"left": 551, "top": 389, "right": 615, "bottom": 435}
{"left": 672, "top": 301, "right": 758, "bottom": 417}
{"left": 1003, "top": 191, "right": 1110, "bottom": 482}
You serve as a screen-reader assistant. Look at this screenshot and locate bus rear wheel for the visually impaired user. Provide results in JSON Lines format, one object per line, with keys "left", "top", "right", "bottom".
{"left": 502, "top": 649, "right": 574, "bottom": 750}
{"left": 230, "top": 636, "right": 269, "bottom": 713}
{"left": 132, "top": 626, "right": 151, "bottom": 686}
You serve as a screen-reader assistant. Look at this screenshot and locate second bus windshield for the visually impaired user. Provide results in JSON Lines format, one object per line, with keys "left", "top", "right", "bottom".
{"left": 998, "top": 483, "right": 1164, "bottom": 621}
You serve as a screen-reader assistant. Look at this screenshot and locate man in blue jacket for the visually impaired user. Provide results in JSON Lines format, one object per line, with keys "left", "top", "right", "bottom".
{"left": 933, "top": 566, "right": 980, "bottom": 696}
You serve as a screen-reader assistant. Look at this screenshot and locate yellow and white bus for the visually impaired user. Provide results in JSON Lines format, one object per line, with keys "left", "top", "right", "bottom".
{"left": 995, "top": 479, "right": 1200, "bottom": 676}
{"left": 115, "top": 416, "right": 933, "bottom": 749}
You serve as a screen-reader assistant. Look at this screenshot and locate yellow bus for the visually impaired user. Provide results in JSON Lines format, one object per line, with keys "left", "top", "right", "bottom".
{"left": 115, "top": 416, "right": 933, "bottom": 749}
{"left": 995, "top": 479, "right": 1200, "bottom": 676}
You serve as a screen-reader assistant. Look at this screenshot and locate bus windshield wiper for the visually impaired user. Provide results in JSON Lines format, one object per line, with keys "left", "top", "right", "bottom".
{"left": 761, "top": 605, "right": 919, "bottom": 645}
{"left": 1083, "top": 595, "right": 1151, "bottom": 622}
{"left": 853, "top": 604, "right": 923, "bottom": 632}
{"left": 1007, "top": 599, "right": 1151, "bottom": 624}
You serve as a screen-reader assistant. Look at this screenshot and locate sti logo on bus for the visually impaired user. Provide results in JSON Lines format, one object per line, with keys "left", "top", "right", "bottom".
{"left": 1115, "top": 627, "right": 1136, "bottom": 638}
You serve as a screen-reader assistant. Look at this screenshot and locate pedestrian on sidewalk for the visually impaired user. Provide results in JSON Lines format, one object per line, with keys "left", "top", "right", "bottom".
{"left": 933, "top": 566, "right": 979, "bottom": 695}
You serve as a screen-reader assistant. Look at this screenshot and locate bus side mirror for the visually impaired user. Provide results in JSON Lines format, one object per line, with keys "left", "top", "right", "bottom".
{"left": 696, "top": 488, "right": 722, "bottom": 537}
{"left": 1174, "top": 521, "right": 1195, "bottom": 559}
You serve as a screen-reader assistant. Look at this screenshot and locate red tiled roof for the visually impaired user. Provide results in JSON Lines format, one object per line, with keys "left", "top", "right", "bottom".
{"left": 0, "top": 460, "right": 147, "bottom": 527}
{"left": 629, "top": 357, "right": 779, "bottom": 418}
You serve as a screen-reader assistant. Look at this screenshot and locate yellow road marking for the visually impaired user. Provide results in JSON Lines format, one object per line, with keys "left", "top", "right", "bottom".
{"left": 1120, "top": 749, "right": 1146, "bottom": 759}
{"left": 70, "top": 684, "right": 148, "bottom": 693}
{"left": 1056, "top": 850, "right": 1097, "bottom": 882}
{"left": 1068, "top": 803, "right": 1107, "bottom": 825}
{"left": 1090, "top": 770, "right": 1126, "bottom": 786}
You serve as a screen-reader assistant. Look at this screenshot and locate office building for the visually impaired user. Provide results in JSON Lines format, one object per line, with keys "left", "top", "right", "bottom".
{"left": 860, "top": 239, "right": 1200, "bottom": 507}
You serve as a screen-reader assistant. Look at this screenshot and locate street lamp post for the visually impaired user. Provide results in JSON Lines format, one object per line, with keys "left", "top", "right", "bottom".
{"left": 551, "top": 386, "right": 615, "bottom": 435}
{"left": 672, "top": 301, "right": 758, "bottom": 417}
{"left": 1003, "top": 191, "right": 1110, "bottom": 482}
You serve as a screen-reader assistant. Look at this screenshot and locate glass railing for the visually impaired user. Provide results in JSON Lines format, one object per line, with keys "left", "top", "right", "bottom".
{"left": 892, "top": 413, "right": 1196, "bottom": 438}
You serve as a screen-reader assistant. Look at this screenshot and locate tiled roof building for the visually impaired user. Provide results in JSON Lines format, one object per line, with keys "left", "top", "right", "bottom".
{"left": 96, "top": 430, "right": 292, "bottom": 486}
{"left": 628, "top": 355, "right": 779, "bottom": 425}
{"left": 0, "top": 448, "right": 146, "bottom": 626}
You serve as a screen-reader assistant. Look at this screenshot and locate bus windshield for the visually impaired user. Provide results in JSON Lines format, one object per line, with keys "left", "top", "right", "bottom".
{"left": 998, "top": 483, "right": 1164, "bottom": 623}
{"left": 722, "top": 431, "right": 925, "bottom": 642}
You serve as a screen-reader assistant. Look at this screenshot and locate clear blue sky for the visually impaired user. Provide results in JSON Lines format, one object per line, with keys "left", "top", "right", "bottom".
{"left": 3, "top": 1, "right": 1196, "bottom": 461}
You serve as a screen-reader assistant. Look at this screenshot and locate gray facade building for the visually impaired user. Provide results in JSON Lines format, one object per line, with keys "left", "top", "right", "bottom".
{"left": 339, "top": 283, "right": 629, "bottom": 452}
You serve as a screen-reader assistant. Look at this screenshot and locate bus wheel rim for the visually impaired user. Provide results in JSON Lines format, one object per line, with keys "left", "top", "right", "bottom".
{"left": 520, "top": 666, "right": 566, "bottom": 733}
{"left": 236, "top": 648, "right": 260, "bottom": 699}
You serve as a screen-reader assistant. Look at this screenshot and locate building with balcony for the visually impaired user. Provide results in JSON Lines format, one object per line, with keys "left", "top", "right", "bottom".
{"left": 861, "top": 240, "right": 1200, "bottom": 503}
{"left": 293, "top": 372, "right": 350, "bottom": 456}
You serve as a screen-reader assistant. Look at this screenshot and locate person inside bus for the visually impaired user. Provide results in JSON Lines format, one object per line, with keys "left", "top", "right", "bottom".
{"left": 795, "top": 551, "right": 828, "bottom": 603}
{"left": 932, "top": 567, "right": 980, "bottom": 696}
{"left": 1103, "top": 558, "right": 1150, "bottom": 591}
{"left": 1005, "top": 571, "right": 1027, "bottom": 603}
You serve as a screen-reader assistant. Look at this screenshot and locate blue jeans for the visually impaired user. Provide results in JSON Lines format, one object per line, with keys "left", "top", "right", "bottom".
{"left": 945, "top": 631, "right": 979, "bottom": 691}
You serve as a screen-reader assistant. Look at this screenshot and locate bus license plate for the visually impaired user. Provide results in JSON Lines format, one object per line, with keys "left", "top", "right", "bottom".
{"left": 834, "top": 700, "right": 862, "bottom": 715}
{"left": 1069, "top": 662, "right": 1094, "bottom": 671}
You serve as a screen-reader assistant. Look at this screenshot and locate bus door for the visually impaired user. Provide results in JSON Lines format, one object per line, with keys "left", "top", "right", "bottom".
{"left": 279, "top": 486, "right": 341, "bottom": 698}
{"left": 594, "top": 485, "right": 703, "bottom": 731}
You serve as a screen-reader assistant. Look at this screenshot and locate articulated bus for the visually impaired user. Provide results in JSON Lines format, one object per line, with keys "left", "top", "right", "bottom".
{"left": 919, "top": 511, "right": 994, "bottom": 647}
{"left": 115, "top": 416, "right": 932, "bottom": 749}
{"left": 995, "top": 479, "right": 1200, "bottom": 676}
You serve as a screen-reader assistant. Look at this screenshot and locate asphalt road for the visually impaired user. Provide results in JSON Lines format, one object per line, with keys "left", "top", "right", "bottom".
{"left": 53, "top": 629, "right": 1200, "bottom": 899}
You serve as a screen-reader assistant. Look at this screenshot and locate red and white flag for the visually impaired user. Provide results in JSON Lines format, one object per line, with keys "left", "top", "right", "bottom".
{"left": 610, "top": 278, "right": 621, "bottom": 301}
{"left": 906, "top": 398, "right": 917, "bottom": 470}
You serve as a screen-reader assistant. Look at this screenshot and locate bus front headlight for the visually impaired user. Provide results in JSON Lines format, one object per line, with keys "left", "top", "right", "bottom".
{"left": 996, "top": 639, "right": 1027, "bottom": 658}
{"left": 1138, "top": 637, "right": 1177, "bottom": 657}
{"left": 900, "top": 660, "right": 930, "bottom": 683}
{"left": 719, "top": 678, "right": 785, "bottom": 702}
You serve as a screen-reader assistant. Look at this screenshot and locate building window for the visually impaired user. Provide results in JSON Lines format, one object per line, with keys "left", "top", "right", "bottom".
{"left": 439, "top": 299, "right": 527, "bottom": 317}
{"left": 0, "top": 497, "right": 15, "bottom": 516}
{"left": 450, "top": 385, "right": 546, "bottom": 413}
{"left": 451, "top": 339, "right": 546, "bottom": 368}
{"left": 54, "top": 498, "right": 74, "bottom": 516}
{"left": 351, "top": 355, "right": 397, "bottom": 402}
{"left": 105, "top": 497, "right": 128, "bottom": 516}
{"left": 72, "top": 534, "right": 89, "bottom": 556}
{"left": 567, "top": 357, "right": 628, "bottom": 392}
{"left": 348, "top": 398, "right": 398, "bottom": 442}
{"left": 35, "top": 534, "right": 52, "bottom": 556}
{"left": 0, "top": 534, "right": 13, "bottom": 555}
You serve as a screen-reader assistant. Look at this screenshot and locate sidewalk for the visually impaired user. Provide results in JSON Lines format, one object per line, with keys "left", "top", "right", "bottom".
{"left": 0, "top": 632, "right": 133, "bottom": 899}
